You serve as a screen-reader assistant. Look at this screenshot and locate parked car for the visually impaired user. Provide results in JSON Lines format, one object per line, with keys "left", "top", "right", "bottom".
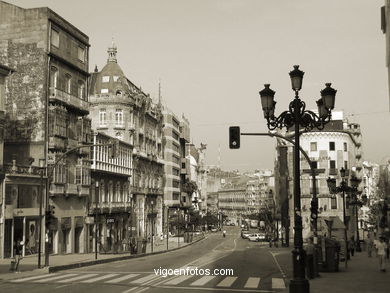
{"left": 247, "top": 233, "right": 267, "bottom": 242}
{"left": 211, "top": 227, "right": 218, "bottom": 232}
{"left": 241, "top": 230, "right": 251, "bottom": 239}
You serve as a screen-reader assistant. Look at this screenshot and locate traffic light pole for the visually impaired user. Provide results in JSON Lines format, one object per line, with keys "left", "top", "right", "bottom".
{"left": 44, "top": 142, "right": 116, "bottom": 267}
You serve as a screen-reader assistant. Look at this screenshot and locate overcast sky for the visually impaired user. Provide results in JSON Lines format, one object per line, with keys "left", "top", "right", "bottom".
{"left": 8, "top": 0, "right": 390, "bottom": 171}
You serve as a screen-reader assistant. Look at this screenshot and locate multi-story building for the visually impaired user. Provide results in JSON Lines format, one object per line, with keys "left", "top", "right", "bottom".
{"left": 0, "top": 1, "right": 91, "bottom": 257}
{"left": 179, "top": 115, "right": 191, "bottom": 210}
{"left": 88, "top": 43, "right": 164, "bottom": 240}
{"left": 88, "top": 132, "right": 133, "bottom": 253}
{"left": 0, "top": 63, "right": 14, "bottom": 258}
{"left": 162, "top": 108, "right": 181, "bottom": 209}
{"left": 276, "top": 111, "right": 364, "bottom": 241}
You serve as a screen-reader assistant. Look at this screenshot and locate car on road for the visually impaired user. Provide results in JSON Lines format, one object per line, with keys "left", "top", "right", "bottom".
{"left": 211, "top": 227, "right": 218, "bottom": 232}
{"left": 241, "top": 230, "right": 251, "bottom": 239}
{"left": 247, "top": 233, "right": 267, "bottom": 242}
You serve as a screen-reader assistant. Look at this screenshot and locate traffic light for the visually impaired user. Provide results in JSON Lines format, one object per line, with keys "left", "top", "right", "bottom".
{"left": 109, "top": 139, "right": 119, "bottom": 159}
{"left": 229, "top": 126, "right": 240, "bottom": 149}
{"left": 310, "top": 200, "right": 318, "bottom": 220}
{"left": 46, "top": 205, "right": 56, "bottom": 227}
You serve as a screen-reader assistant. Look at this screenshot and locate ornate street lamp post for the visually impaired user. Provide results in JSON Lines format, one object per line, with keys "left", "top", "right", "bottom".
{"left": 326, "top": 168, "right": 362, "bottom": 265}
{"left": 260, "top": 65, "right": 336, "bottom": 293}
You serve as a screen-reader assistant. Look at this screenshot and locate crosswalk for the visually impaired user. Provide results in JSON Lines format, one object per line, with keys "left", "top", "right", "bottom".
{"left": 10, "top": 272, "right": 286, "bottom": 290}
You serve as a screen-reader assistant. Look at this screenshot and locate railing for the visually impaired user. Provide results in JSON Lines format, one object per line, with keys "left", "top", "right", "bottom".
{"left": 49, "top": 87, "right": 89, "bottom": 112}
{"left": 78, "top": 185, "right": 89, "bottom": 197}
{"left": 4, "top": 163, "right": 42, "bottom": 176}
{"left": 65, "top": 183, "right": 78, "bottom": 195}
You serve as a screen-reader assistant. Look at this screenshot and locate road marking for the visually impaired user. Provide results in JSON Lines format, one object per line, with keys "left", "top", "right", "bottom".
{"left": 57, "top": 273, "right": 99, "bottom": 283}
{"left": 272, "top": 278, "right": 286, "bottom": 289}
{"left": 11, "top": 274, "right": 58, "bottom": 282}
{"left": 130, "top": 274, "right": 159, "bottom": 284}
{"left": 32, "top": 273, "right": 78, "bottom": 282}
{"left": 244, "top": 277, "right": 261, "bottom": 288}
{"left": 216, "top": 276, "right": 237, "bottom": 287}
{"left": 163, "top": 274, "right": 193, "bottom": 285}
{"left": 159, "top": 285, "right": 275, "bottom": 293}
{"left": 270, "top": 251, "right": 287, "bottom": 278}
{"left": 81, "top": 273, "right": 119, "bottom": 283}
{"left": 105, "top": 274, "right": 140, "bottom": 283}
{"left": 190, "top": 276, "right": 215, "bottom": 286}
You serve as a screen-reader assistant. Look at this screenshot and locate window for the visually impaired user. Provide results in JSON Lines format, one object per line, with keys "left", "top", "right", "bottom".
{"left": 310, "top": 142, "right": 317, "bottom": 152}
{"left": 113, "top": 76, "right": 119, "bottom": 82}
{"left": 330, "top": 160, "right": 336, "bottom": 169}
{"left": 311, "top": 161, "right": 318, "bottom": 169}
{"left": 75, "top": 166, "right": 82, "bottom": 184}
{"left": 331, "top": 197, "right": 337, "bottom": 209}
{"left": 65, "top": 74, "right": 72, "bottom": 94}
{"left": 172, "top": 167, "right": 180, "bottom": 176}
{"left": 51, "top": 28, "right": 59, "bottom": 47}
{"left": 173, "top": 192, "right": 180, "bottom": 200}
{"left": 50, "top": 66, "right": 58, "bottom": 89}
{"left": 329, "top": 141, "right": 335, "bottom": 151}
{"left": 182, "top": 196, "right": 186, "bottom": 203}
{"left": 78, "top": 81, "right": 85, "bottom": 100}
{"left": 344, "top": 161, "right": 348, "bottom": 170}
{"left": 344, "top": 142, "right": 348, "bottom": 152}
{"left": 101, "top": 88, "right": 109, "bottom": 94}
{"left": 102, "top": 76, "right": 110, "bottom": 83}
{"left": 173, "top": 180, "right": 180, "bottom": 188}
{"left": 115, "top": 109, "right": 123, "bottom": 127}
{"left": 99, "top": 109, "right": 107, "bottom": 127}
{"left": 78, "top": 46, "right": 85, "bottom": 62}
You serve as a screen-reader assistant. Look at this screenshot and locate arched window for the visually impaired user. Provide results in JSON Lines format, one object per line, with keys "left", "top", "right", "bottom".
{"left": 50, "top": 66, "right": 58, "bottom": 89}
{"left": 65, "top": 74, "right": 72, "bottom": 94}
{"left": 78, "top": 80, "right": 85, "bottom": 100}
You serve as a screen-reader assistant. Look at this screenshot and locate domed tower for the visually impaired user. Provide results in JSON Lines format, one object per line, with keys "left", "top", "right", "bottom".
{"left": 88, "top": 41, "right": 135, "bottom": 143}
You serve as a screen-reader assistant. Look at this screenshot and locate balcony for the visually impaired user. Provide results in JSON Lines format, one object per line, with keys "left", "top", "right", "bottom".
{"left": 49, "top": 136, "right": 66, "bottom": 151}
{"left": 78, "top": 185, "right": 90, "bottom": 197}
{"left": 50, "top": 183, "right": 65, "bottom": 196}
{"left": 49, "top": 87, "right": 89, "bottom": 113}
{"left": 65, "top": 183, "right": 78, "bottom": 195}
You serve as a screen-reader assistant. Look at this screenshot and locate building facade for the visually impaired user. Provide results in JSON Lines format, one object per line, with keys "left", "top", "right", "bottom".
{"left": 277, "top": 111, "right": 364, "bottom": 241}
{"left": 0, "top": 1, "right": 91, "bottom": 257}
{"left": 88, "top": 43, "right": 164, "bottom": 241}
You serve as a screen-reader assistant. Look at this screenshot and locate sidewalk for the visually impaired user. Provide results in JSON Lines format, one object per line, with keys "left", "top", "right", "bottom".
{"left": 276, "top": 247, "right": 390, "bottom": 293}
{"left": 0, "top": 234, "right": 205, "bottom": 280}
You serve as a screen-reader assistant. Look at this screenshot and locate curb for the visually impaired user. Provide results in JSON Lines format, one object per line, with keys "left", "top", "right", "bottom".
{"left": 0, "top": 236, "right": 206, "bottom": 280}
{"left": 49, "top": 235, "right": 206, "bottom": 273}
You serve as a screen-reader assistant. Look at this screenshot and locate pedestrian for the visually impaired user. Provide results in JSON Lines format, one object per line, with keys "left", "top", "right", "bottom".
{"left": 13, "top": 239, "right": 23, "bottom": 273}
{"left": 304, "top": 237, "right": 315, "bottom": 279}
{"left": 349, "top": 237, "right": 355, "bottom": 257}
{"left": 366, "top": 234, "right": 374, "bottom": 257}
{"left": 375, "top": 237, "right": 387, "bottom": 272}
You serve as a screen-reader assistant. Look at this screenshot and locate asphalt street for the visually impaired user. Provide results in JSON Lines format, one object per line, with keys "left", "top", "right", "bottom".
{"left": 0, "top": 227, "right": 290, "bottom": 293}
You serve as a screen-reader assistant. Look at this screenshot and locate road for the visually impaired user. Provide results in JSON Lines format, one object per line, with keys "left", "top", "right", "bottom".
{"left": 0, "top": 227, "right": 291, "bottom": 293}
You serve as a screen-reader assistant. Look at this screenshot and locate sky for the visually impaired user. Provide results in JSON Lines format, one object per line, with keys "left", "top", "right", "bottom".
{"left": 8, "top": 0, "right": 390, "bottom": 171}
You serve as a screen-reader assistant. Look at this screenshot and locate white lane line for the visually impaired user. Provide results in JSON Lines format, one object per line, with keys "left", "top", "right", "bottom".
{"left": 11, "top": 274, "right": 58, "bottom": 282}
{"left": 81, "top": 273, "right": 119, "bottom": 283}
{"left": 190, "top": 276, "right": 215, "bottom": 286}
{"left": 270, "top": 251, "right": 287, "bottom": 278}
{"left": 57, "top": 273, "right": 99, "bottom": 283}
{"left": 244, "top": 277, "right": 261, "bottom": 288}
{"left": 163, "top": 274, "right": 194, "bottom": 285}
{"left": 216, "top": 276, "right": 237, "bottom": 287}
{"left": 130, "top": 274, "right": 159, "bottom": 284}
{"left": 105, "top": 274, "right": 140, "bottom": 283}
{"left": 33, "top": 273, "right": 78, "bottom": 282}
{"left": 272, "top": 278, "right": 286, "bottom": 289}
